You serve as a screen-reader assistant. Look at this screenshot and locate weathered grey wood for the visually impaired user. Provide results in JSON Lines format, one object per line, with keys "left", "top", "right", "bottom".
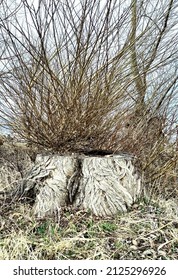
{"left": 32, "top": 155, "right": 77, "bottom": 218}
{"left": 20, "top": 153, "right": 142, "bottom": 219}
{"left": 73, "top": 155, "right": 142, "bottom": 216}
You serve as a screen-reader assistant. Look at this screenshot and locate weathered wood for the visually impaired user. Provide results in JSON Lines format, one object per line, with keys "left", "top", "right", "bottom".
{"left": 73, "top": 155, "right": 142, "bottom": 216}
{"left": 19, "top": 153, "right": 142, "bottom": 219}
{"left": 30, "top": 155, "right": 77, "bottom": 218}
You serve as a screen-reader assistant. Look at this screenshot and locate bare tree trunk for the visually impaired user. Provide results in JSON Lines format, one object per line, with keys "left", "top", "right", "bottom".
{"left": 20, "top": 153, "right": 142, "bottom": 220}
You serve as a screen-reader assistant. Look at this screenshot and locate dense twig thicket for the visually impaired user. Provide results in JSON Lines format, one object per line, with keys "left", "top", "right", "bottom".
{"left": 0, "top": 0, "right": 177, "bottom": 195}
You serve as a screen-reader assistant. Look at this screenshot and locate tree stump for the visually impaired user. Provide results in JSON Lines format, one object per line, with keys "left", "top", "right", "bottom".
{"left": 21, "top": 153, "right": 142, "bottom": 219}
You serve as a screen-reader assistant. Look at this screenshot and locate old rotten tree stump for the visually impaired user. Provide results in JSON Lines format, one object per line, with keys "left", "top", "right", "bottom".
{"left": 20, "top": 152, "right": 142, "bottom": 219}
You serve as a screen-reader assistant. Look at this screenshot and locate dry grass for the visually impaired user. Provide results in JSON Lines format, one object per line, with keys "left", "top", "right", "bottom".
{"left": 1, "top": 198, "right": 178, "bottom": 260}
{"left": 0, "top": 142, "right": 36, "bottom": 194}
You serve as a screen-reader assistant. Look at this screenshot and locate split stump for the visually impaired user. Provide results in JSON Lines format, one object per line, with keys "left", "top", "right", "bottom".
{"left": 21, "top": 153, "right": 143, "bottom": 219}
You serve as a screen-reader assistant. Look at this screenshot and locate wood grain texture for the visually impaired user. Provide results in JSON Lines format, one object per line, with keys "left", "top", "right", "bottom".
{"left": 32, "top": 155, "right": 76, "bottom": 219}
{"left": 73, "top": 155, "right": 142, "bottom": 216}
{"left": 21, "top": 153, "right": 142, "bottom": 219}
